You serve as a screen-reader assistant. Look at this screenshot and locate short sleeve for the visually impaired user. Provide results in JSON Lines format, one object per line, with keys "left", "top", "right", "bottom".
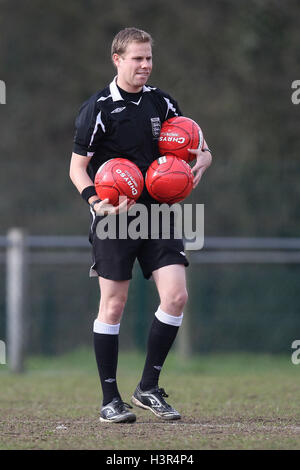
{"left": 73, "top": 99, "right": 107, "bottom": 156}
{"left": 162, "top": 93, "right": 183, "bottom": 121}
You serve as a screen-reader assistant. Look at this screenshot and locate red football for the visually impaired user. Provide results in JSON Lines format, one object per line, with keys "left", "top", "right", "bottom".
{"left": 94, "top": 158, "right": 144, "bottom": 206}
{"left": 158, "top": 116, "right": 204, "bottom": 162}
{"left": 146, "top": 155, "right": 193, "bottom": 204}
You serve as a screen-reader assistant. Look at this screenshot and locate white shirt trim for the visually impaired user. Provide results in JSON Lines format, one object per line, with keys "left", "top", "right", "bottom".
{"left": 109, "top": 77, "right": 124, "bottom": 102}
{"left": 109, "top": 76, "right": 156, "bottom": 102}
{"left": 89, "top": 110, "right": 106, "bottom": 147}
{"left": 164, "top": 97, "right": 179, "bottom": 119}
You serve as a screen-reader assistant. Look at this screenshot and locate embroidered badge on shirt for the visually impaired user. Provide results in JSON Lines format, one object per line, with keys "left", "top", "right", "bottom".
{"left": 151, "top": 117, "right": 161, "bottom": 137}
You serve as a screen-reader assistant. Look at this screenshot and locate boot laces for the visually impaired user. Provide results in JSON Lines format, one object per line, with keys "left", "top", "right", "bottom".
{"left": 116, "top": 400, "right": 133, "bottom": 413}
{"left": 157, "top": 388, "right": 169, "bottom": 398}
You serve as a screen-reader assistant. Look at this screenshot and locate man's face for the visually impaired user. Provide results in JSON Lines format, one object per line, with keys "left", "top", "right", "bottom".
{"left": 113, "top": 41, "right": 153, "bottom": 93}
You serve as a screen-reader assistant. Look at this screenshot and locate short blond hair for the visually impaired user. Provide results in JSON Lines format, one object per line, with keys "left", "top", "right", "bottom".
{"left": 111, "top": 27, "right": 153, "bottom": 57}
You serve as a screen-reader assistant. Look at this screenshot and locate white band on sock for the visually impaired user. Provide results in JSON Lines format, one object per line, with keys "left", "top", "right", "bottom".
{"left": 155, "top": 307, "right": 184, "bottom": 327}
{"left": 93, "top": 319, "right": 120, "bottom": 335}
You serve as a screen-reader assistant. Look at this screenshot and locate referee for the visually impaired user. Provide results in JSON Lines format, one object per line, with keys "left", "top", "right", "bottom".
{"left": 70, "top": 27, "right": 212, "bottom": 423}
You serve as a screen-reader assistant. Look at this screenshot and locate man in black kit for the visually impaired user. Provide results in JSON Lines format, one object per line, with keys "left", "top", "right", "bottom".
{"left": 70, "top": 27, "right": 212, "bottom": 423}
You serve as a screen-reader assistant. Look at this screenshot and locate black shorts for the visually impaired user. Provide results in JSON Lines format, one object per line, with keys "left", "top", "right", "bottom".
{"left": 88, "top": 205, "right": 189, "bottom": 281}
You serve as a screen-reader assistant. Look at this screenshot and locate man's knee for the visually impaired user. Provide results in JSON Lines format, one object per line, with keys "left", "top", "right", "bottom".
{"left": 162, "top": 288, "right": 188, "bottom": 315}
{"left": 99, "top": 294, "right": 127, "bottom": 324}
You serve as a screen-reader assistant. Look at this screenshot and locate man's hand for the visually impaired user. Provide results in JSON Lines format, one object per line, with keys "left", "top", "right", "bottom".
{"left": 188, "top": 148, "right": 212, "bottom": 189}
{"left": 92, "top": 196, "right": 136, "bottom": 216}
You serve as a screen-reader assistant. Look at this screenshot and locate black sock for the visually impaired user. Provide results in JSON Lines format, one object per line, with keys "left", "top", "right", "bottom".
{"left": 140, "top": 316, "right": 180, "bottom": 391}
{"left": 93, "top": 331, "right": 121, "bottom": 406}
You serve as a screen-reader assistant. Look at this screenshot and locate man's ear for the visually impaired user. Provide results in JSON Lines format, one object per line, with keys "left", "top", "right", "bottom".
{"left": 112, "top": 53, "right": 120, "bottom": 68}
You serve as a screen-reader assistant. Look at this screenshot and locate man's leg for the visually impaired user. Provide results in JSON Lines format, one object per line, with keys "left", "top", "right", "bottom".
{"left": 94, "top": 277, "right": 128, "bottom": 404}
{"left": 132, "top": 264, "right": 188, "bottom": 420}
{"left": 140, "top": 264, "right": 188, "bottom": 390}
{"left": 94, "top": 277, "right": 135, "bottom": 422}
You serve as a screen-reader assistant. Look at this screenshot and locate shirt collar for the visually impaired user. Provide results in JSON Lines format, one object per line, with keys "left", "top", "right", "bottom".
{"left": 109, "top": 76, "right": 152, "bottom": 102}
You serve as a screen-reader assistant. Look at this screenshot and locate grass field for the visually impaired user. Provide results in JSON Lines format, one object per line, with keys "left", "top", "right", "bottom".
{"left": 1, "top": 349, "right": 300, "bottom": 450}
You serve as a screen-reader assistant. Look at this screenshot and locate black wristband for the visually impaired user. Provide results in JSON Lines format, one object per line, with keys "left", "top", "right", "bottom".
{"left": 81, "top": 185, "right": 97, "bottom": 203}
{"left": 202, "top": 147, "right": 212, "bottom": 154}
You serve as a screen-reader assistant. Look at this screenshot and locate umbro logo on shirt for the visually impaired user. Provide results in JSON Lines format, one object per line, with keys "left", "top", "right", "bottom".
{"left": 111, "top": 107, "right": 126, "bottom": 114}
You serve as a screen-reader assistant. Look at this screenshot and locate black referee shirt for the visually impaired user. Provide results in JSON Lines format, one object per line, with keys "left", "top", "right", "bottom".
{"left": 73, "top": 77, "right": 182, "bottom": 202}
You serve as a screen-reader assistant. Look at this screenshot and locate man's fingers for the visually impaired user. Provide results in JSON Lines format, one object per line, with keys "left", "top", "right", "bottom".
{"left": 94, "top": 198, "right": 115, "bottom": 215}
{"left": 94, "top": 196, "right": 136, "bottom": 215}
{"left": 193, "top": 174, "right": 202, "bottom": 188}
{"left": 116, "top": 197, "right": 136, "bottom": 214}
{"left": 116, "top": 197, "right": 130, "bottom": 213}
{"left": 193, "top": 168, "right": 205, "bottom": 188}
{"left": 128, "top": 200, "right": 136, "bottom": 209}
{"left": 96, "top": 206, "right": 112, "bottom": 215}
{"left": 118, "top": 199, "right": 129, "bottom": 209}
{"left": 191, "top": 164, "right": 201, "bottom": 174}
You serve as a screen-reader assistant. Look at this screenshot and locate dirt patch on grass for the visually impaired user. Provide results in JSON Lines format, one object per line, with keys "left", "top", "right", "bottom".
{"left": 1, "top": 412, "right": 300, "bottom": 450}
